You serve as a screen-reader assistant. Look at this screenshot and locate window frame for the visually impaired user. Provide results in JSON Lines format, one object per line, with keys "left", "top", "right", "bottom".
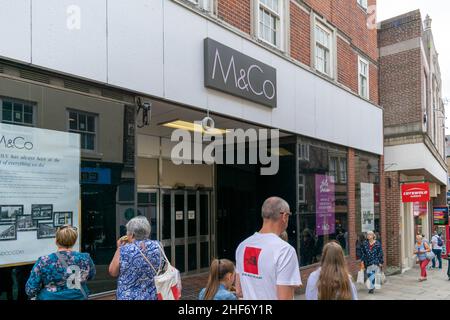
{"left": 298, "top": 174, "right": 306, "bottom": 204}
{"left": 0, "top": 97, "right": 37, "bottom": 127}
{"left": 357, "top": 0, "right": 368, "bottom": 11}
{"left": 184, "top": 0, "right": 214, "bottom": 12}
{"left": 298, "top": 143, "right": 310, "bottom": 161}
{"left": 358, "top": 56, "right": 370, "bottom": 99}
{"left": 255, "top": 0, "right": 285, "bottom": 50}
{"left": 313, "top": 18, "right": 336, "bottom": 79}
{"left": 66, "top": 109, "right": 99, "bottom": 152}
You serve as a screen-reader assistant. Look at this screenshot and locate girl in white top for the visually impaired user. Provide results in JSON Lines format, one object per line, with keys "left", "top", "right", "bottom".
{"left": 306, "top": 241, "right": 358, "bottom": 300}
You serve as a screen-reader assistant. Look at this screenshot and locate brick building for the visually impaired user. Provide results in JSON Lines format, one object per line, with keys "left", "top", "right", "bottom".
{"left": 0, "top": 0, "right": 384, "bottom": 298}
{"left": 379, "top": 10, "right": 447, "bottom": 273}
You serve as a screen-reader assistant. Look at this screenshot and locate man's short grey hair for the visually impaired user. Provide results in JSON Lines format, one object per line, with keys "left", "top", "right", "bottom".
{"left": 261, "top": 197, "right": 290, "bottom": 221}
{"left": 126, "top": 216, "right": 151, "bottom": 240}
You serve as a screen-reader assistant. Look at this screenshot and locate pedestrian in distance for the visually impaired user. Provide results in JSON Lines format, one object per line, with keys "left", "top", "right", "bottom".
{"left": 199, "top": 259, "right": 238, "bottom": 300}
{"left": 280, "top": 231, "right": 288, "bottom": 242}
{"left": 355, "top": 232, "right": 366, "bottom": 260}
{"left": 305, "top": 241, "right": 358, "bottom": 300}
{"left": 25, "top": 225, "right": 95, "bottom": 300}
{"left": 360, "top": 231, "right": 384, "bottom": 294}
{"left": 431, "top": 230, "right": 443, "bottom": 269}
{"left": 235, "top": 197, "right": 302, "bottom": 300}
{"left": 414, "top": 234, "right": 432, "bottom": 282}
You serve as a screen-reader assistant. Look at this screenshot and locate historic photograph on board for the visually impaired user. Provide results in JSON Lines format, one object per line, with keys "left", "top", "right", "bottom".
{"left": 0, "top": 205, "right": 23, "bottom": 223}
{"left": 31, "top": 204, "right": 53, "bottom": 220}
{"left": 0, "top": 224, "right": 17, "bottom": 241}
{"left": 37, "top": 222, "right": 56, "bottom": 239}
{"left": 53, "top": 212, "right": 73, "bottom": 227}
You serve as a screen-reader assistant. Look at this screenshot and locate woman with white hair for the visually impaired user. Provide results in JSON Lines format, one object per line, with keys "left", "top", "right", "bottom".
{"left": 359, "top": 231, "right": 384, "bottom": 294}
{"left": 109, "top": 216, "right": 165, "bottom": 300}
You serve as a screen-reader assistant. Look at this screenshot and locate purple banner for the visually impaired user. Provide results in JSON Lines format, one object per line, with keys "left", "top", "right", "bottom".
{"left": 315, "top": 175, "right": 335, "bottom": 236}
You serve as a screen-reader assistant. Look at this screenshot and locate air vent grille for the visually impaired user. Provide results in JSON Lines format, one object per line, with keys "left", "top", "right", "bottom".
{"left": 64, "top": 80, "right": 91, "bottom": 93}
{"left": 19, "top": 70, "right": 50, "bottom": 84}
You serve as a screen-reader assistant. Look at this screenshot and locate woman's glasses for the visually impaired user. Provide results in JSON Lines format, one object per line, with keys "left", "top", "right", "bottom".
{"left": 57, "top": 225, "right": 77, "bottom": 232}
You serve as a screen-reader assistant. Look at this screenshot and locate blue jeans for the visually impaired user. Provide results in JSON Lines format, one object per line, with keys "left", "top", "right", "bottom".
{"left": 432, "top": 249, "right": 442, "bottom": 269}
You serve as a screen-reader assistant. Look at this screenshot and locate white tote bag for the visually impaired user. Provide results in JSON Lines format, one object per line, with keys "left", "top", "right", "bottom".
{"left": 374, "top": 272, "right": 382, "bottom": 290}
{"left": 137, "top": 242, "right": 182, "bottom": 300}
{"left": 356, "top": 270, "right": 365, "bottom": 285}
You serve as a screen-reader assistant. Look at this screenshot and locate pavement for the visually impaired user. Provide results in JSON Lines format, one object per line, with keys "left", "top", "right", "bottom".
{"left": 296, "top": 260, "right": 450, "bottom": 300}
{"left": 93, "top": 261, "right": 450, "bottom": 301}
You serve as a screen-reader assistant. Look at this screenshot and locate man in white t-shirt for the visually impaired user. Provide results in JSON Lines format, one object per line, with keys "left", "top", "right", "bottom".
{"left": 235, "top": 197, "right": 302, "bottom": 300}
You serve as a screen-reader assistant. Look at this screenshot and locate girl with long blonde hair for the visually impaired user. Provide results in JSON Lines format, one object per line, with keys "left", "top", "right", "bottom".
{"left": 306, "top": 241, "right": 357, "bottom": 300}
{"left": 199, "top": 259, "right": 237, "bottom": 300}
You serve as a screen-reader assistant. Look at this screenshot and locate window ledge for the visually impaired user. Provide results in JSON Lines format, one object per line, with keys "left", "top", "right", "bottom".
{"left": 81, "top": 150, "right": 103, "bottom": 160}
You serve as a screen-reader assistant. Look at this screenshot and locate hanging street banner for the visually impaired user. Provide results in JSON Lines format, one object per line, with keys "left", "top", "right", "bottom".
{"left": 0, "top": 123, "right": 80, "bottom": 267}
{"left": 315, "top": 175, "right": 335, "bottom": 236}
{"left": 401, "top": 183, "right": 430, "bottom": 203}
{"left": 361, "top": 182, "right": 375, "bottom": 232}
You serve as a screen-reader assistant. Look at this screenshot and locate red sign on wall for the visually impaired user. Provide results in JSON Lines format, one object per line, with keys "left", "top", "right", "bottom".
{"left": 402, "top": 183, "right": 430, "bottom": 203}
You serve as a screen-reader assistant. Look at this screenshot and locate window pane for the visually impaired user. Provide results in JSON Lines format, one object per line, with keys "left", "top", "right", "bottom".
{"left": 24, "top": 105, "right": 33, "bottom": 114}
{"left": 79, "top": 114, "right": 87, "bottom": 131}
{"left": 69, "top": 112, "right": 78, "bottom": 130}
{"left": 2, "top": 109, "right": 12, "bottom": 122}
{"left": 86, "top": 134, "right": 95, "bottom": 150}
{"left": 87, "top": 116, "right": 95, "bottom": 132}
{"left": 24, "top": 113, "right": 33, "bottom": 124}
{"left": 3, "top": 101, "right": 12, "bottom": 111}
{"left": 80, "top": 133, "right": 86, "bottom": 149}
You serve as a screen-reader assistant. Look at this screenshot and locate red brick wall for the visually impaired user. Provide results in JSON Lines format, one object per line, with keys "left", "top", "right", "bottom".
{"left": 385, "top": 171, "right": 401, "bottom": 268}
{"left": 378, "top": 10, "right": 422, "bottom": 48}
{"left": 337, "top": 37, "right": 358, "bottom": 93}
{"left": 217, "top": 0, "right": 251, "bottom": 34}
{"left": 379, "top": 48, "right": 422, "bottom": 126}
{"left": 369, "top": 63, "right": 379, "bottom": 105}
{"left": 303, "top": 0, "right": 378, "bottom": 61}
{"left": 290, "top": 2, "right": 311, "bottom": 66}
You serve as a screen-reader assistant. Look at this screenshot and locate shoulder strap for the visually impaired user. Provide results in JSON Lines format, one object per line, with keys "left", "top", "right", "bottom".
{"left": 134, "top": 243, "right": 159, "bottom": 275}
{"left": 55, "top": 252, "right": 88, "bottom": 300}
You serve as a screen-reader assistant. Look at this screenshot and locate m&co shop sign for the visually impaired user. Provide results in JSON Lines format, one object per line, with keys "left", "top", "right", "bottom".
{"left": 401, "top": 183, "right": 430, "bottom": 203}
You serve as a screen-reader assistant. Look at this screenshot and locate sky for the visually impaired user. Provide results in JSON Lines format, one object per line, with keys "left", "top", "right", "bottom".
{"left": 377, "top": 0, "right": 450, "bottom": 133}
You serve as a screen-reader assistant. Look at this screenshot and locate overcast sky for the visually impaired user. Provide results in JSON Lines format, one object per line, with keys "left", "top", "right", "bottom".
{"left": 377, "top": 0, "right": 450, "bottom": 133}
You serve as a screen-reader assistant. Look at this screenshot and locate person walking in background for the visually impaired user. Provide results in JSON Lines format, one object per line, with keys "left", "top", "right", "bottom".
{"left": 280, "top": 231, "right": 289, "bottom": 242}
{"left": 109, "top": 216, "right": 165, "bottom": 300}
{"left": 305, "top": 241, "right": 357, "bottom": 300}
{"left": 360, "top": 231, "right": 384, "bottom": 294}
{"left": 414, "top": 234, "right": 432, "bottom": 282}
{"left": 431, "top": 231, "right": 443, "bottom": 269}
{"left": 199, "top": 259, "right": 237, "bottom": 300}
{"left": 26, "top": 225, "right": 95, "bottom": 300}
{"left": 355, "top": 233, "right": 366, "bottom": 260}
{"left": 235, "top": 197, "right": 302, "bottom": 300}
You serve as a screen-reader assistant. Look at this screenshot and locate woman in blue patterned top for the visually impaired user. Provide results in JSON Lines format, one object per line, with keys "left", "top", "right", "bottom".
{"left": 360, "top": 231, "right": 384, "bottom": 294}
{"left": 109, "top": 216, "right": 165, "bottom": 300}
{"left": 25, "top": 225, "right": 96, "bottom": 300}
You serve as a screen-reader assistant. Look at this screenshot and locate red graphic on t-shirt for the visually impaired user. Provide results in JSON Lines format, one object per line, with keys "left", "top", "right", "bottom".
{"left": 243, "top": 247, "right": 262, "bottom": 275}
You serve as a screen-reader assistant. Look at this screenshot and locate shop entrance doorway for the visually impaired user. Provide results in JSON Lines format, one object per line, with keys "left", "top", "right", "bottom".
{"left": 160, "top": 189, "right": 212, "bottom": 275}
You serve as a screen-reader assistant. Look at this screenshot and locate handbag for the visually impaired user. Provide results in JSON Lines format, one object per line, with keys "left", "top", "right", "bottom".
{"left": 425, "top": 251, "right": 435, "bottom": 261}
{"left": 380, "top": 271, "right": 386, "bottom": 284}
{"left": 136, "top": 242, "right": 182, "bottom": 300}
